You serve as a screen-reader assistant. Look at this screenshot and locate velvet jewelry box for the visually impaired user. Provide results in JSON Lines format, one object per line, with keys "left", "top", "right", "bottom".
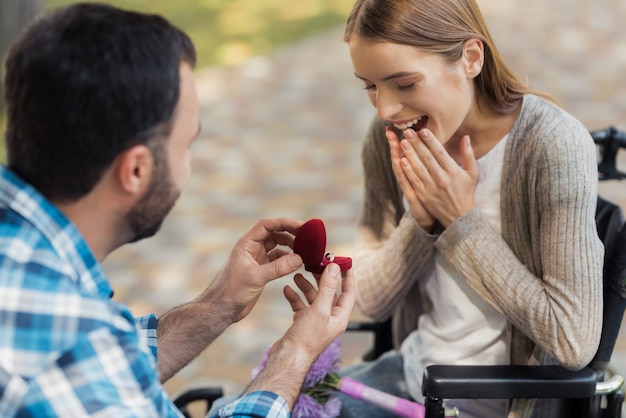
{"left": 293, "top": 218, "right": 352, "bottom": 274}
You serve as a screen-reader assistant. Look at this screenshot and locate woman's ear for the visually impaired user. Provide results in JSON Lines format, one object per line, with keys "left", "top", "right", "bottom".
{"left": 115, "top": 144, "right": 153, "bottom": 195}
{"left": 462, "top": 38, "right": 484, "bottom": 79}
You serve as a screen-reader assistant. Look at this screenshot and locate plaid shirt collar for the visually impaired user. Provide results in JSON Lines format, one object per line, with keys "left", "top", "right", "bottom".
{"left": 0, "top": 164, "right": 112, "bottom": 299}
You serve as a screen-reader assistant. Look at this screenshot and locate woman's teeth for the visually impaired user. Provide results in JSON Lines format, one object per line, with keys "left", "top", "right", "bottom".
{"left": 394, "top": 116, "right": 422, "bottom": 130}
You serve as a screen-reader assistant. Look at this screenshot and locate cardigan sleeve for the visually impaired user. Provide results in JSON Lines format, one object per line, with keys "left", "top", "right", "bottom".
{"left": 354, "top": 211, "right": 436, "bottom": 321}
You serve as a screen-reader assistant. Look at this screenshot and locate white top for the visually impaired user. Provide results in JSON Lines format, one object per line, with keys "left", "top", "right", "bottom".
{"left": 401, "top": 135, "right": 510, "bottom": 417}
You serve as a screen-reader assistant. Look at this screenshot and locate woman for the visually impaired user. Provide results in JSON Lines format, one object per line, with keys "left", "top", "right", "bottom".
{"left": 339, "top": 0, "right": 604, "bottom": 417}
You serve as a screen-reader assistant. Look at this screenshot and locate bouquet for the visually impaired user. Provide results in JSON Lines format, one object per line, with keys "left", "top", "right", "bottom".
{"left": 251, "top": 338, "right": 426, "bottom": 418}
{"left": 252, "top": 338, "right": 342, "bottom": 417}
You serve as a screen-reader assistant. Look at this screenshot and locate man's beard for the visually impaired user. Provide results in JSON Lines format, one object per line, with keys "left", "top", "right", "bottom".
{"left": 126, "top": 146, "right": 180, "bottom": 243}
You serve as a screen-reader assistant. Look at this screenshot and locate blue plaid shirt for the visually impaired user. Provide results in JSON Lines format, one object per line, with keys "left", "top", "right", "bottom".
{"left": 0, "top": 165, "right": 289, "bottom": 418}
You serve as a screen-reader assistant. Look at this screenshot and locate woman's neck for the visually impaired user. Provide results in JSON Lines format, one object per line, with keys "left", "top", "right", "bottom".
{"left": 446, "top": 100, "right": 521, "bottom": 162}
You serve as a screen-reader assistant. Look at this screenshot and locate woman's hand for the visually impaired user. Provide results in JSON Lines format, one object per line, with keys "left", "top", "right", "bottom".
{"left": 386, "top": 127, "right": 437, "bottom": 231}
{"left": 390, "top": 127, "right": 479, "bottom": 228}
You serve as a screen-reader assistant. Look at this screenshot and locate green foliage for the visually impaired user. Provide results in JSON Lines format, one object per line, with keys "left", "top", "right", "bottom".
{"left": 45, "top": 0, "right": 355, "bottom": 69}
{"left": 0, "top": 0, "right": 355, "bottom": 162}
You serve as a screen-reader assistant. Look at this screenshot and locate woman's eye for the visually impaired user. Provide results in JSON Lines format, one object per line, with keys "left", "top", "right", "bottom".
{"left": 363, "top": 84, "right": 376, "bottom": 91}
{"left": 397, "top": 83, "right": 416, "bottom": 91}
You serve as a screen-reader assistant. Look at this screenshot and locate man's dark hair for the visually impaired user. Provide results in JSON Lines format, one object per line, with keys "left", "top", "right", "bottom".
{"left": 3, "top": 2, "right": 196, "bottom": 201}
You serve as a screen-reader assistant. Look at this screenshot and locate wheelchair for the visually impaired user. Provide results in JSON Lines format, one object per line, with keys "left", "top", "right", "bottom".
{"left": 173, "top": 127, "right": 626, "bottom": 418}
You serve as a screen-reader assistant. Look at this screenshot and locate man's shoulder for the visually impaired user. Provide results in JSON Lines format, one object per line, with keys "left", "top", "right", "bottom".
{"left": 0, "top": 222, "right": 132, "bottom": 377}
{"left": 0, "top": 207, "right": 119, "bottom": 330}
{"left": 0, "top": 206, "right": 70, "bottom": 281}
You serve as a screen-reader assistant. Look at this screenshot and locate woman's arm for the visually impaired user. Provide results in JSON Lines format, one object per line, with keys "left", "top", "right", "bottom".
{"left": 354, "top": 212, "right": 436, "bottom": 321}
{"left": 354, "top": 118, "right": 437, "bottom": 320}
{"left": 437, "top": 120, "right": 603, "bottom": 369}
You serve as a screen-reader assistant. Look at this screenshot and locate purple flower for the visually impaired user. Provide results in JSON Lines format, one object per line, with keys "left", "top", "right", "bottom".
{"left": 251, "top": 338, "right": 343, "bottom": 418}
{"left": 292, "top": 393, "right": 342, "bottom": 418}
{"left": 250, "top": 348, "right": 269, "bottom": 380}
{"left": 303, "top": 338, "right": 342, "bottom": 388}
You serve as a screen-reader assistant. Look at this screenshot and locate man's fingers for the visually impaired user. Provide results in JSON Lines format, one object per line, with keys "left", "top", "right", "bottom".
{"left": 246, "top": 217, "right": 304, "bottom": 244}
{"left": 311, "top": 263, "right": 341, "bottom": 312}
{"left": 293, "top": 274, "right": 317, "bottom": 305}
{"left": 254, "top": 253, "right": 303, "bottom": 282}
{"left": 267, "top": 248, "right": 291, "bottom": 262}
{"left": 339, "top": 269, "right": 356, "bottom": 301}
{"left": 263, "top": 230, "right": 298, "bottom": 252}
{"left": 283, "top": 284, "right": 307, "bottom": 314}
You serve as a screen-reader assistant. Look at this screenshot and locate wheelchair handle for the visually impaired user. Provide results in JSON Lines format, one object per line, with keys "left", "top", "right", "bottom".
{"left": 444, "top": 407, "right": 459, "bottom": 417}
{"left": 591, "top": 126, "right": 626, "bottom": 180}
{"left": 596, "top": 374, "right": 625, "bottom": 396}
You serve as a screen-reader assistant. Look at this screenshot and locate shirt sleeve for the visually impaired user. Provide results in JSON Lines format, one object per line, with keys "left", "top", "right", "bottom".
{"left": 214, "top": 391, "right": 290, "bottom": 418}
{"left": 136, "top": 313, "right": 158, "bottom": 360}
{"left": 14, "top": 324, "right": 183, "bottom": 417}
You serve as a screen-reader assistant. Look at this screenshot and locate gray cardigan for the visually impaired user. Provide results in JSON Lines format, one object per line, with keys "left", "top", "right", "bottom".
{"left": 353, "top": 94, "right": 604, "bottom": 417}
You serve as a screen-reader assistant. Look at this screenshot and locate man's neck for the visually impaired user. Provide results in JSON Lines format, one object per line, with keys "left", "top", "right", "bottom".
{"left": 53, "top": 192, "right": 128, "bottom": 262}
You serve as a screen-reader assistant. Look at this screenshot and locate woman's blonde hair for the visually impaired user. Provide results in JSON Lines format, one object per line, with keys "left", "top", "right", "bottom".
{"left": 345, "top": 0, "right": 546, "bottom": 114}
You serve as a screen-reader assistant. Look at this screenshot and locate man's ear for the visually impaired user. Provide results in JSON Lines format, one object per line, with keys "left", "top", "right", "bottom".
{"left": 114, "top": 144, "right": 153, "bottom": 195}
{"left": 462, "top": 38, "right": 484, "bottom": 79}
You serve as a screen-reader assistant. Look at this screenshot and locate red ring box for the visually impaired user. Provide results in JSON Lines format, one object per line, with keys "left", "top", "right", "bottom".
{"left": 293, "top": 218, "right": 352, "bottom": 274}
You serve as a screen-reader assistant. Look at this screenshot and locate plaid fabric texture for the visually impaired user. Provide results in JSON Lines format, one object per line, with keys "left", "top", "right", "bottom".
{"left": 0, "top": 165, "right": 289, "bottom": 417}
{"left": 215, "top": 391, "right": 289, "bottom": 418}
{"left": 0, "top": 165, "right": 180, "bottom": 417}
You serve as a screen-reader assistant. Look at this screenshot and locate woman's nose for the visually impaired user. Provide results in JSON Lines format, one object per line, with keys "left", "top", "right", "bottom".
{"left": 375, "top": 89, "right": 403, "bottom": 121}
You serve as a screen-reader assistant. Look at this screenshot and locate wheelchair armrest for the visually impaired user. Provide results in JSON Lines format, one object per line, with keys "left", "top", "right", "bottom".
{"left": 422, "top": 365, "right": 596, "bottom": 399}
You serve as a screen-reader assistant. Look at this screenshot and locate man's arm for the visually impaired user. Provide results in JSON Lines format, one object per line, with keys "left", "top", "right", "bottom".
{"left": 211, "top": 264, "right": 355, "bottom": 417}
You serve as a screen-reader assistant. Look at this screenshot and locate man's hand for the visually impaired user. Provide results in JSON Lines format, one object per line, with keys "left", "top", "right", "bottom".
{"left": 242, "top": 263, "right": 356, "bottom": 409}
{"left": 281, "top": 264, "right": 356, "bottom": 360}
{"left": 156, "top": 217, "right": 305, "bottom": 381}
{"left": 210, "top": 217, "right": 305, "bottom": 323}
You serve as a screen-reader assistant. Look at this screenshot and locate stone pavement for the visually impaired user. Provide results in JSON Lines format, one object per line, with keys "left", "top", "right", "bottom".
{"left": 100, "top": 0, "right": 626, "bottom": 409}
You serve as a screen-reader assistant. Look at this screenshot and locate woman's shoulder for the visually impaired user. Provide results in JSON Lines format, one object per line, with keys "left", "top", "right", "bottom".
{"left": 511, "top": 94, "right": 593, "bottom": 151}
{"left": 503, "top": 95, "right": 597, "bottom": 181}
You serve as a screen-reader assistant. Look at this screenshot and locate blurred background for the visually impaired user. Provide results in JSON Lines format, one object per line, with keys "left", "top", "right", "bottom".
{"left": 1, "top": 0, "right": 626, "bottom": 410}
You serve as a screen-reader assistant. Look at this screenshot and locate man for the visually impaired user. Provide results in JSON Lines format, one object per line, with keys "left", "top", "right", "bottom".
{"left": 0, "top": 3, "right": 355, "bottom": 417}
